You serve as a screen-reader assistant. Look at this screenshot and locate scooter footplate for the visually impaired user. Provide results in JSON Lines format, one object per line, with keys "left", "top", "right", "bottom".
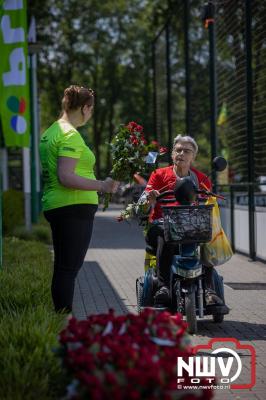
{"left": 140, "top": 306, "right": 168, "bottom": 313}
{"left": 204, "top": 304, "right": 230, "bottom": 315}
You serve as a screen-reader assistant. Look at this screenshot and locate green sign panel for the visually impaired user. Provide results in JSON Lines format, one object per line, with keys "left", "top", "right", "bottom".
{"left": 0, "top": 0, "right": 30, "bottom": 147}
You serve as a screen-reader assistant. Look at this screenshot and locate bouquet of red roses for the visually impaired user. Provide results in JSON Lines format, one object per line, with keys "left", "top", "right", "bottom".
{"left": 103, "top": 121, "right": 167, "bottom": 210}
{"left": 57, "top": 309, "right": 214, "bottom": 400}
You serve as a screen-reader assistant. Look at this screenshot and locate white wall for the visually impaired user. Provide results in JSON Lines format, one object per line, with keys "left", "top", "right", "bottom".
{"left": 219, "top": 205, "right": 266, "bottom": 261}
{"left": 234, "top": 206, "right": 250, "bottom": 254}
{"left": 256, "top": 207, "right": 266, "bottom": 260}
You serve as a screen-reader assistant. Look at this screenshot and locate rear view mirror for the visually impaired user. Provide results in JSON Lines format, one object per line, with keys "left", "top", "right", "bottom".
{"left": 212, "top": 157, "right": 227, "bottom": 172}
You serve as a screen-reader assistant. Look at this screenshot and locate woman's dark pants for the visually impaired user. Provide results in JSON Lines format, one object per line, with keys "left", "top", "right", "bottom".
{"left": 44, "top": 204, "right": 97, "bottom": 313}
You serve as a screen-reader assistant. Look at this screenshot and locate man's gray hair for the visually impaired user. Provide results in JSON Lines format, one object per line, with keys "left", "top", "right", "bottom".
{"left": 173, "top": 134, "right": 198, "bottom": 154}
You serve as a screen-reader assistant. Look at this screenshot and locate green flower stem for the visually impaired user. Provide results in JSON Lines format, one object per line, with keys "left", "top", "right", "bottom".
{"left": 103, "top": 192, "right": 112, "bottom": 211}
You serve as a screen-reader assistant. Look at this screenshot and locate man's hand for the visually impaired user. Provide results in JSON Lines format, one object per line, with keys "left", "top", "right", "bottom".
{"left": 146, "top": 189, "right": 160, "bottom": 205}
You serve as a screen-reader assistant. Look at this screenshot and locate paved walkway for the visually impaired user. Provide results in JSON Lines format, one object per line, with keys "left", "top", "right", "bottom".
{"left": 73, "top": 205, "right": 266, "bottom": 400}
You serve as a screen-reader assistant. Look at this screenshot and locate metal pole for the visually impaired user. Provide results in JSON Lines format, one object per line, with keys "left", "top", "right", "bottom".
{"left": 0, "top": 121, "right": 3, "bottom": 269}
{"left": 245, "top": 0, "right": 256, "bottom": 260}
{"left": 0, "top": 148, "right": 8, "bottom": 190}
{"left": 28, "top": 16, "right": 40, "bottom": 223}
{"left": 23, "top": 147, "right": 32, "bottom": 231}
{"left": 165, "top": 22, "right": 173, "bottom": 163}
{"left": 230, "top": 186, "right": 235, "bottom": 252}
{"left": 184, "top": 0, "right": 191, "bottom": 136}
{"left": 205, "top": 3, "right": 218, "bottom": 190}
{"left": 152, "top": 42, "right": 158, "bottom": 141}
{"left": 29, "top": 55, "right": 37, "bottom": 223}
{"left": 0, "top": 160, "right": 2, "bottom": 269}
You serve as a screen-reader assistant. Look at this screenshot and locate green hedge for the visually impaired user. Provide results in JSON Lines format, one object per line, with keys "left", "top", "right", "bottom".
{"left": 12, "top": 223, "right": 52, "bottom": 244}
{"left": 2, "top": 189, "right": 52, "bottom": 244}
{"left": 0, "top": 238, "right": 66, "bottom": 400}
{"left": 3, "top": 189, "right": 24, "bottom": 235}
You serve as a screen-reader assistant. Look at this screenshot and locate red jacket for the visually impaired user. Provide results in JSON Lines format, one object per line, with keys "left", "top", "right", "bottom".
{"left": 145, "top": 165, "right": 211, "bottom": 222}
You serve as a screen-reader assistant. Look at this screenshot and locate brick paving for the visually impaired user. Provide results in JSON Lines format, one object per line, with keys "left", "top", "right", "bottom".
{"left": 73, "top": 204, "right": 266, "bottom": 400}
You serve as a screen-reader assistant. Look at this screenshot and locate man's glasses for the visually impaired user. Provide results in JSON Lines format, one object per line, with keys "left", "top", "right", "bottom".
{"left": 174, "top": 147, "right": 194, "bottom": 155}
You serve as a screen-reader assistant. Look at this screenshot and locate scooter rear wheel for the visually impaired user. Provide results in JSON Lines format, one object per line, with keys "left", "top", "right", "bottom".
{"left": 142, "top": 269, "right": 157, "bottom": 307}
{"left": 136, "top": 277, "right": 144, "bottom": 314}
{"left": 185, "top": 291, "right": 197, "bottom": 334}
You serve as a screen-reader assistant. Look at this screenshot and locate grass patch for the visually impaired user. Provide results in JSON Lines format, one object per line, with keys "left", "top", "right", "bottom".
{"left": 0, "top": 238, "right": 66, "bottom": 400}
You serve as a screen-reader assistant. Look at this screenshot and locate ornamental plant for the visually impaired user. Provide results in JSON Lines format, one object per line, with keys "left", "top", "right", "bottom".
{"left": 57, "top": 309, "right": 214, "bottom": 400}
{"left": 104, "top": 121, "right": 167, "bottom": 210}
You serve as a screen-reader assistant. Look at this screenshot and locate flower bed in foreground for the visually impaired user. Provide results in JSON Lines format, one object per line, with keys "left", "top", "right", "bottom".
{"left": 58, "top": 309, "right": 214, "bottom": 400}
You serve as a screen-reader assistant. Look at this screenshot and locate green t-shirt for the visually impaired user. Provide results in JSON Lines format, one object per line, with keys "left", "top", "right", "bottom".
{"left": 39, "top": 119, "right": 98, "bottom": 211}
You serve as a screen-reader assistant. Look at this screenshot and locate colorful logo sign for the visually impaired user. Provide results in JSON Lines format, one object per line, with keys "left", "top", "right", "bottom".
{"left": 7, "top": 95, "right": 27, "bottom": 134}
{"left": 0, "top": 0, "right": 30, "bottom": 147}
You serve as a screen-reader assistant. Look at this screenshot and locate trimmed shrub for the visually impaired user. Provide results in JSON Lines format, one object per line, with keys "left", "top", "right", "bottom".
{"left": 3, "top": 189, "right": 24, "bottom": 235}
{"left": 0, "top": 238, "right": 66, "bottom": 399}
{"left": 0, "top": 306, "right": 67, "bottom": 400}
{"left": 12, "top": 224, "right": 52, "bottom": 244}
{"left": 32, "top": 224, "right": 51, "bottom": 244}
{"left": 10, "top": 225, "right": 34, "bottom": 242}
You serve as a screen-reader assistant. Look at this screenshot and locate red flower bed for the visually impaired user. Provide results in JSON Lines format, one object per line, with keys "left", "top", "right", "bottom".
{"left": 58, "top": 309, "right": 214, "bottom": 400}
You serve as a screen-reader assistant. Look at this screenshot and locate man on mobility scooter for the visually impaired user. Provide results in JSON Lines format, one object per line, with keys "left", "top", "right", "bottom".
{"left": 136, "top": 134, "right": 230, "bottom": 332}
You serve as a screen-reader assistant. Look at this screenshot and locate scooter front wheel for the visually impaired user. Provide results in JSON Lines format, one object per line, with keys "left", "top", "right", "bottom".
{"left": 213, "top": 313, "right": 224, "bottom": 323}
{"left": 185, "top": 291, "right": 197, "bottom": 334}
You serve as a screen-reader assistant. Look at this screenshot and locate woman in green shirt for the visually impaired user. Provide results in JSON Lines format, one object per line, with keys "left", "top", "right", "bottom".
{"left": 39, "top": 85, "right": 118, "bottom": 313}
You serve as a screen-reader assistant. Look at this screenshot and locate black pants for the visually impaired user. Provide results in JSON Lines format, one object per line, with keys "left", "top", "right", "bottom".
{"left": 44, "top": 204, "right": 98, "bottom": 313}
{"left": 146, "top": 224, "right": 215, "bottom": 290}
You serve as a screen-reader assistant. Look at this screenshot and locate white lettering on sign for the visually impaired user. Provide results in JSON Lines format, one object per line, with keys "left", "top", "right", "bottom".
{"left": 1, "top": 15, "right": 25, "bottom": 43}
{"left": 177, "top": 348, "right": 242, "bottom": 383}
{"left": 2, "top": 47, "right": 26, "bottom": 86}
{"left": 3, "top": 0, "right": 23, "bottom": 10}
{"left": 195, "top": 356, "right": 216, "bottom": 376}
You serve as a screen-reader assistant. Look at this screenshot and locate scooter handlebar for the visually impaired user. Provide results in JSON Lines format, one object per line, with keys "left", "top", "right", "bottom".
{"left": 156, "top": 190, "right": 174, "bottom": 200}
{"left": 196, "top": 188, "right": 226, "bottom": 201}
{"left": 155, "top": 188, "right": 225, "bottom": 202}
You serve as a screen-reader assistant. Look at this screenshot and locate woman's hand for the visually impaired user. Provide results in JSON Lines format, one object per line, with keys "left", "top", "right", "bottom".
{"left": 146, "top": 189, "right": 160, "bottom": 205}
{"left": 101, "top": 178, "right": 120, "bottom": 193}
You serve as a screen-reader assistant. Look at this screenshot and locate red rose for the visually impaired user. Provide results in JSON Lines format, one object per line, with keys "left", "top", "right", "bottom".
{"left": 127, "top": 121, "right": 138, "bottom": 131}
{"left": 127, "top": 389, "right": 141, "bottom": 400}
{"left": 140, "top": 134, "right": 147, "bottom": 144}
{"left": 105, "top": 371, "right": 118, "bottom": 385}
{"left": 129, "top": 134, "right": 140, "bottom": 146}
{"left": 159, "top": 146, "right": 168, "bottom": 154}
{"left": 135, "top": 124, "right": 143, "bottom": 132}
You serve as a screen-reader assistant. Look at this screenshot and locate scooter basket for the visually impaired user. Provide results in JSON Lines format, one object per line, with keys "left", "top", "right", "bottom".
{"left": 162, "top": 205, "right": 213, "bottom": 244}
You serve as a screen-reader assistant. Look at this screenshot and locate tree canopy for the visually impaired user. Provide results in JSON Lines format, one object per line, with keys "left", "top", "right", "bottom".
{"left": 29, "top": 0, "right": 266, "bottom": 180}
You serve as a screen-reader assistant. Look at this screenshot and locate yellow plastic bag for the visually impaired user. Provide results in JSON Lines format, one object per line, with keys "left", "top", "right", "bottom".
{"left": 201, "top": 197, "right": 233, "bottom": 267}
{"left": 144, "top": 251, "right": 157, "bottom": 272}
